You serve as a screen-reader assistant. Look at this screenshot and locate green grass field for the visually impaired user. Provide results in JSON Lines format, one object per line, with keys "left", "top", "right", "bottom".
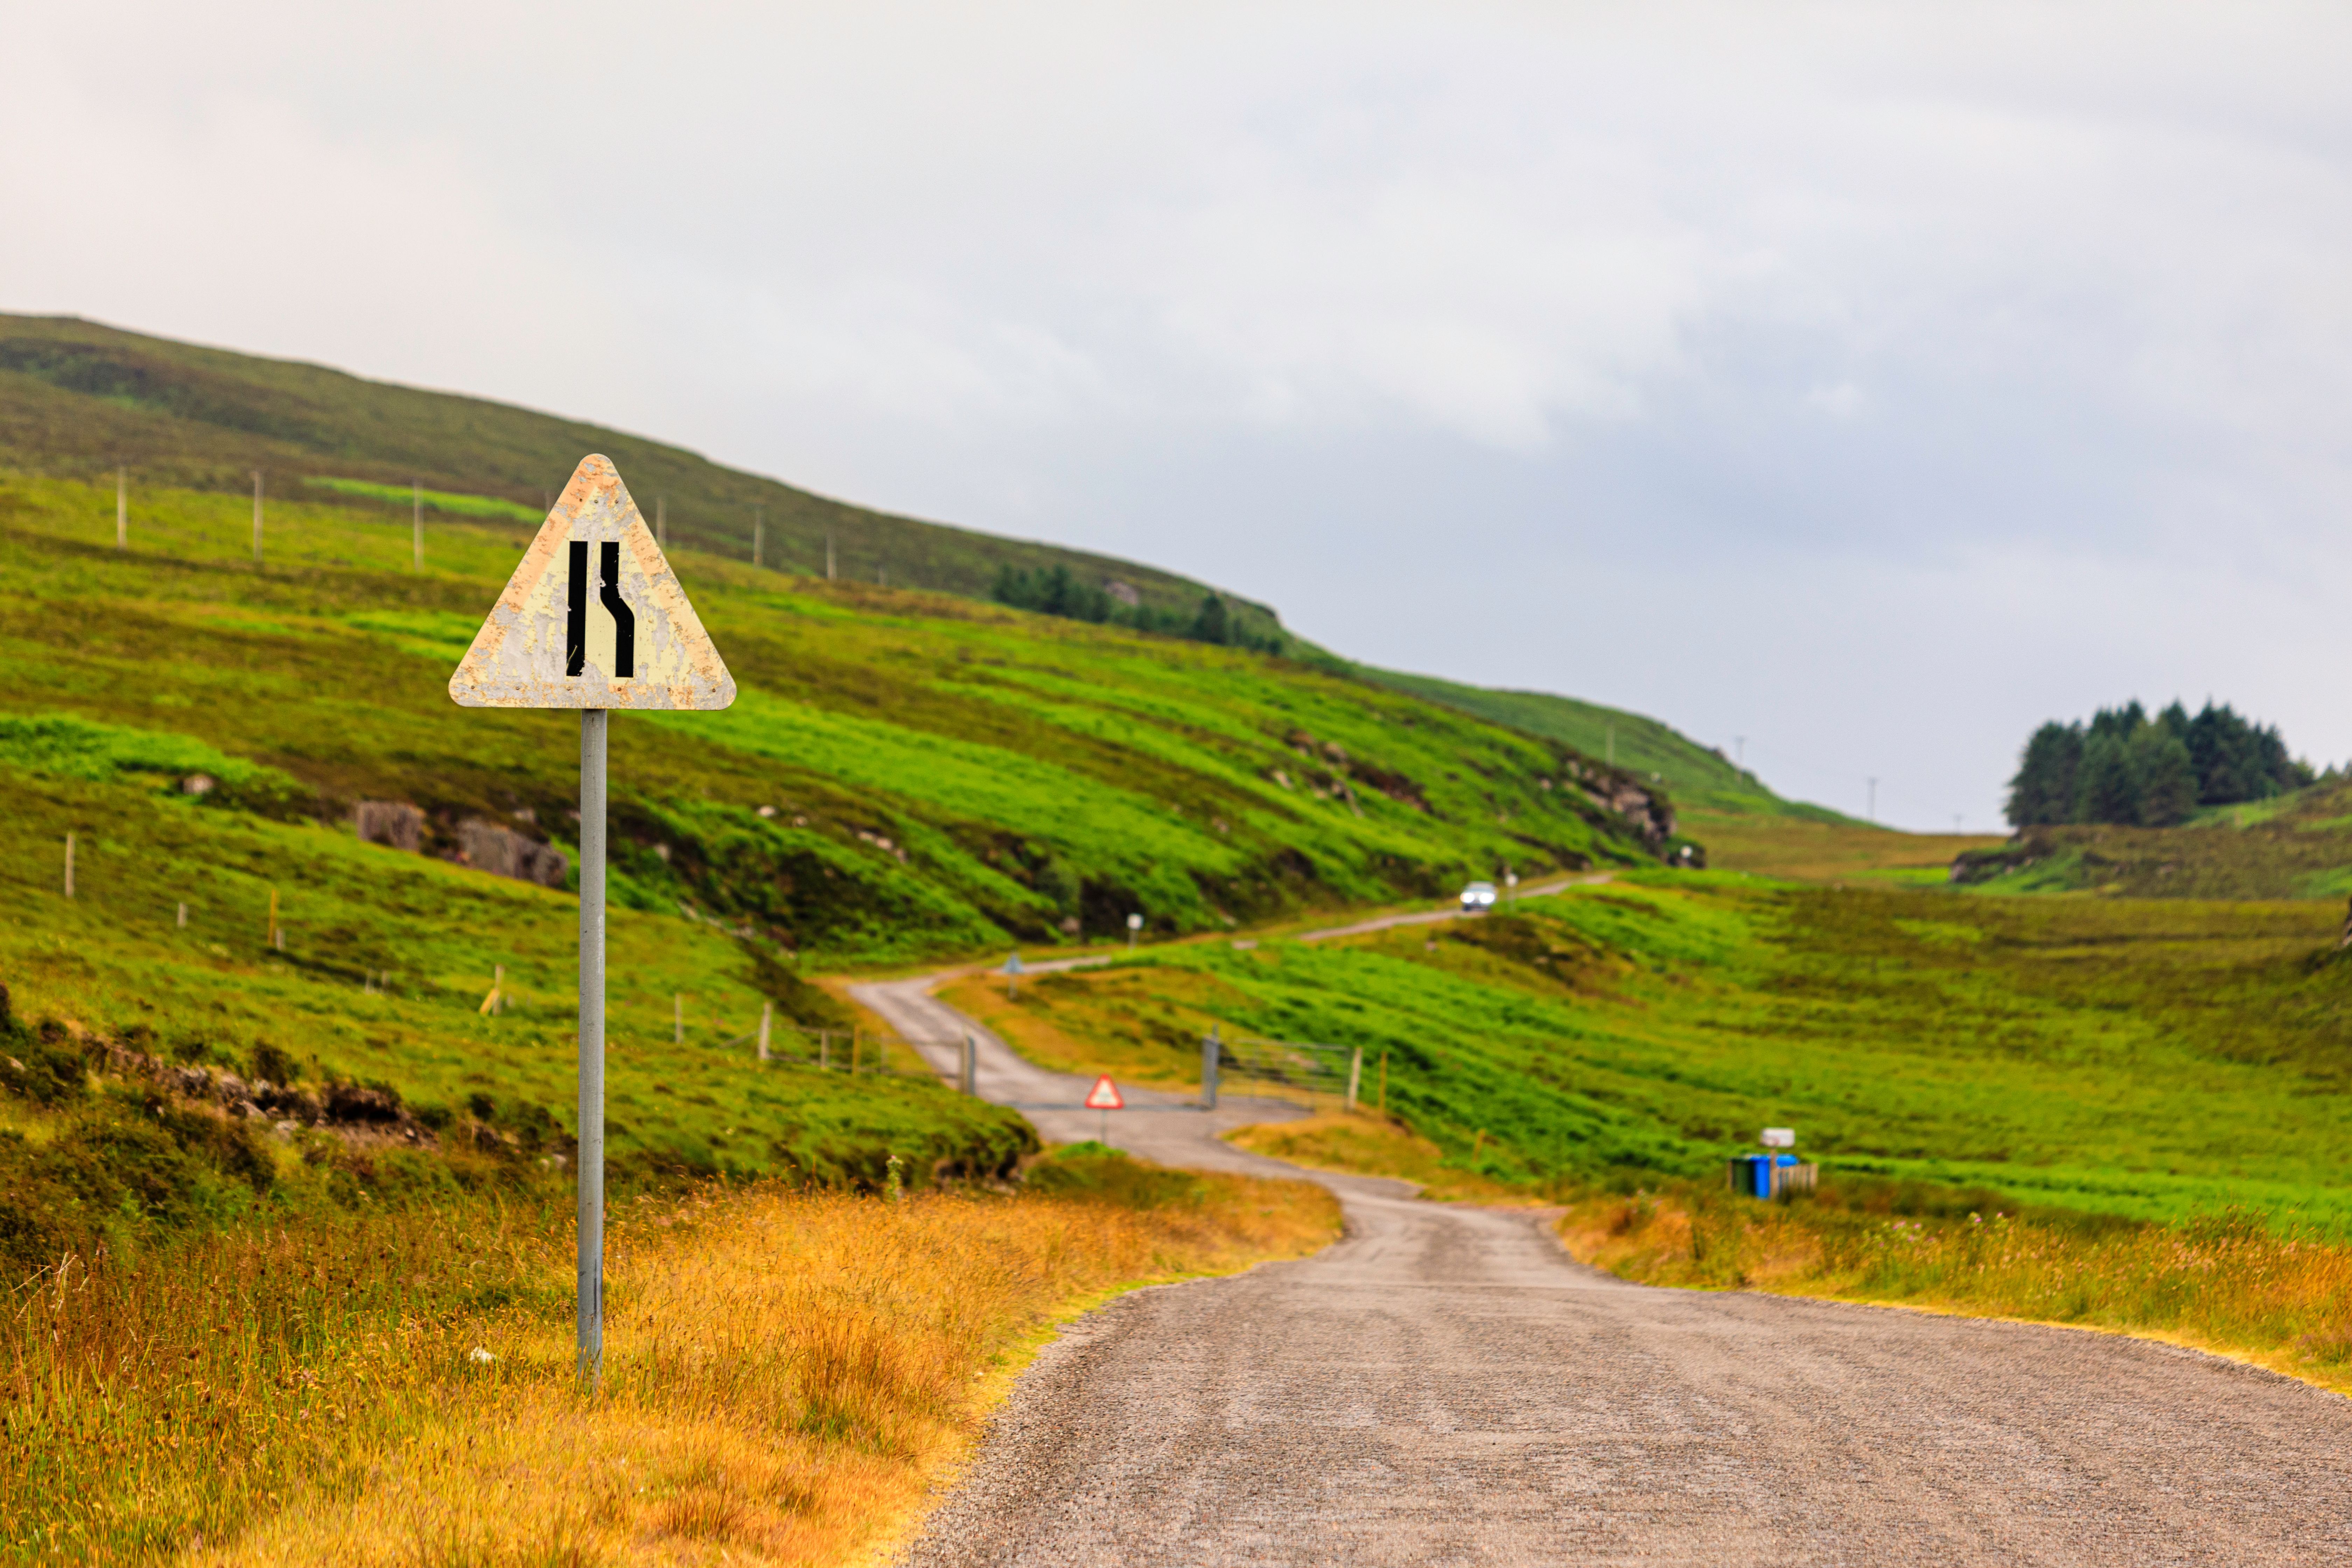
{"left": 0, "top": 460, "right": 1684, "bottom": 1213}
{"left": 987, "top": 874, "right": 2352, "bottom": 1231}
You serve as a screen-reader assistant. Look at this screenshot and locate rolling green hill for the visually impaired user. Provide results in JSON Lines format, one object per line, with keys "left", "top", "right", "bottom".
{"left": 0, "top": 463, "right": 1681, "bottom": 1189}
{"left": 0, "top": 313, "right": 1283, "bottom": 639}
{"left": 1354, "top": 665, "right": 1840, "bottom": 819}
{"left": 0, "top": 312, "right": 1854, "bottom": 827}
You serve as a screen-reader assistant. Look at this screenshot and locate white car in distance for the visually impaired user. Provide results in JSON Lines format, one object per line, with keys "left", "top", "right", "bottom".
{"left": 1459, "top": 880, "right": 1498, "bottom": 913}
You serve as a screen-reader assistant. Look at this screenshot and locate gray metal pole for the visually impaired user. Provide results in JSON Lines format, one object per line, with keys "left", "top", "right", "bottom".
{"left": 577, "top": 709, "right": 608, "bottom": 1386}
{"left": 1201, "top": 1027, "right": 1220, "bottom": 1111}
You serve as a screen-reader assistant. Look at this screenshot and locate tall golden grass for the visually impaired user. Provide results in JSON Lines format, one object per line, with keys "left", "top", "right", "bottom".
{"left": 5, "top": 1173, "right": 1338, "bottom": 1564}
{"left": 1559, "top": 1185, "right": 2352, "bottom": 1395}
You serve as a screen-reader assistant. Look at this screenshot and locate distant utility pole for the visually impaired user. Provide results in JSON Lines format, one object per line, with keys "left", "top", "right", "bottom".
{"left": 1868, "top": 777, "right": 1878, "bottom": 822}
{"left": 412, "top": 481, "right": 423, "bottom": 571}
{"left": 116, "top": 467, "right": 127, "bottom": 550}
{"left": 826, "top": 533, "right": 835, "bottom": 580}
{"left": 752, "top": 506, "right": 764, "bottom": 570}
{"left": 252, "top": 471, "right": 264, "bottom": 565}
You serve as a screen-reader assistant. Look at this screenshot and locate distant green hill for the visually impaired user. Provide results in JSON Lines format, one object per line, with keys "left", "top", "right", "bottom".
{"left": 1954, "top": 776, "right": 2352, "bottom": 899}
{"left": 1352, "top": 666, "right": 1845, "bottom": 820}
{"left": 0, "top": 312, "right": 1283, "bottom": 641}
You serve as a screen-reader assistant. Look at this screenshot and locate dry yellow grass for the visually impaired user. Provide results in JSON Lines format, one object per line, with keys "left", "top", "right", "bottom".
{"left": 5, "top": 1173, "right": 1338, "bottom": 1565}
{"left": 1557, "top": 1185, "right": 2352, "bottom": 1398}
{"left": 1225, "top": 1112, "right": 1534, "bottom": 1203}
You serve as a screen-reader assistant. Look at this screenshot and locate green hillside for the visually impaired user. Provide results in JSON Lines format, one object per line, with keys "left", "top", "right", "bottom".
{"left": 0, "top": 464, "right": 1680, "bottom": 1187}
{"left": 1354, "top": 665, "right": 1840, "bottom": 819}
{"left": 993, "top": 874, "right": 2352, "bottom": 1231}
{"left": 1954, "top": 776, "right": 2352, "bottom": 899}
{"left": 0, "top": 313, "right": 1282, "bottom": 639}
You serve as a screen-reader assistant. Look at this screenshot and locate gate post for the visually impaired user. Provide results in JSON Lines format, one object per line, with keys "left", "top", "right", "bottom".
{"left": 961, "top": 1033, "right": 978, "bottom": 1096}
{"left": 1201, "top": 1026, "right": 1221, "bottom": 1112}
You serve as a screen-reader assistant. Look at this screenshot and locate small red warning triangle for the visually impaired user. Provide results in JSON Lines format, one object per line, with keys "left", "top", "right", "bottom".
{"left": 1083, "top": 1075, "right": 1124, "bottom": 1110}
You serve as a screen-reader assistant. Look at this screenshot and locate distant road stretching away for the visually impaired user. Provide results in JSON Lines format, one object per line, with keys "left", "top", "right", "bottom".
{"left": 854, "top": 904, "right": 2352, "bottom": 1565}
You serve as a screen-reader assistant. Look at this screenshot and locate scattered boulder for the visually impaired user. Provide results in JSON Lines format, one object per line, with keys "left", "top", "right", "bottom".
{"left": 356, "top": 800, "right": 425, "bottom": 852}
{"left": 456, "top": 819, "right": 569, "bottom": 887}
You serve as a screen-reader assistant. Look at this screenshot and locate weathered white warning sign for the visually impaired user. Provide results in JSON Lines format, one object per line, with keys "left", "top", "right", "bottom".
{"left": 448, "top": 455, "right": 736, "bottom": 710}
{"left": 1084, "top": 1075, "right": 1124, "bottom": 1110}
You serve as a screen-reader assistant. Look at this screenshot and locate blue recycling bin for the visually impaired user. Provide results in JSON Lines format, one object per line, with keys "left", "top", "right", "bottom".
{"left": 1746, "top": 1154, "right": 1773, "bottom": 1198}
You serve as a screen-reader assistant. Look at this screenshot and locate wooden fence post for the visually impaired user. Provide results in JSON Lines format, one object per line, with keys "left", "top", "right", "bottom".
{"left": 757, "top": 1000, "right": 772, "bottom": 1061}
{"left": 63, "top": 833, "right": 74, "bottom": 899}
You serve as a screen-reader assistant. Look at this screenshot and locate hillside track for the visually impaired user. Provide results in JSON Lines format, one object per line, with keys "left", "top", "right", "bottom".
{"left": 902, "top": 1177, "right": 2352, "bottom": 1566}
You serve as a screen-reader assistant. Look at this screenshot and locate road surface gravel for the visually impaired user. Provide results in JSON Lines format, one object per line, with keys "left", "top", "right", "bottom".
{"left": 855, "top": 943, "right": 2352, "bottom": 1565}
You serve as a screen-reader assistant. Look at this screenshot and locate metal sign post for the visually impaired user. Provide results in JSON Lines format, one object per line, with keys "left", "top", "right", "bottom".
{"left": 448, "top": 454, "right": 736, "bottom": 1388}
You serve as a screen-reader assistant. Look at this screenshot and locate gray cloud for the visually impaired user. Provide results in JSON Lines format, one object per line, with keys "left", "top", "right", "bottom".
{"left": 7, "top": 0, "right": 2349, "bottom": 826}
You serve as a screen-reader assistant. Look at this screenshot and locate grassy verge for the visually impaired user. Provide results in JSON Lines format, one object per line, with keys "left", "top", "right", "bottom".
{"left": 1223, "top": 1111, "right": 1529, "bottom": 1202}
{"left": 1555, "top": 1180, "right": 2352, "bottom": 1397}
{"left": 5, "top": 1148, "right": 1339, "bottom": 1564}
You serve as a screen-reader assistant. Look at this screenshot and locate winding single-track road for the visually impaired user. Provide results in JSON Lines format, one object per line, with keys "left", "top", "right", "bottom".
{"left": 855, "top": 899, "right": 2352, "bottom": 1565}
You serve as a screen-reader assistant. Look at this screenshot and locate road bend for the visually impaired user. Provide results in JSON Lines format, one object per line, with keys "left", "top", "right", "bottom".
{"left": 856, "top": 923, "right": 2352, "bottom": 1566}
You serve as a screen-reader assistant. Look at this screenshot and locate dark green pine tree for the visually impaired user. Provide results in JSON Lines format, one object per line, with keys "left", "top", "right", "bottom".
{"left": 2005, "top": 722, "right": 2084, "bottom": 827}
{"left": 2127, "top": 723, "right": 2198, "bottom": 826}
{"left": 2074, "top": 731, "right": 2139, "bottom": 824}
{"left": 1189, "top": 593, "right": 1231, "bottom": 646}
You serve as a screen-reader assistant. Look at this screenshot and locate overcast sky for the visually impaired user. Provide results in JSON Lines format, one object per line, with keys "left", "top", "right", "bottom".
{"left": 9, "top": 2, "right": 2350, "bottom": 828}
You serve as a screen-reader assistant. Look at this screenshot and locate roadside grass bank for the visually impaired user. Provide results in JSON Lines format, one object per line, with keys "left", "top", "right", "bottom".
{"left": 1223, "top": 1112, "right": 1532, "bottom": 1203}
{"left": 1556, "top": 1180, "right": 2352, "bottom": 1398}
{"left": 6, "top": 1148, "right": 1339, "bottom": 1565}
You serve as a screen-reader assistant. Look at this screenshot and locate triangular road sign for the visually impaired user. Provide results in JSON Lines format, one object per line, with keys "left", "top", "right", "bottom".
{"left": 1084, "top": 1075, "right": 1124, "bottom": 1111}
{"left": 449, "top": 455, "right": 736, "bottom": 710}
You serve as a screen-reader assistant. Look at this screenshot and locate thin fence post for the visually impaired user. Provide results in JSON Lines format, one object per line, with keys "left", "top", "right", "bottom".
{"left": 117, "top": 467, "right": 127, "bottom": 550}
{"left": 825, "top": 533, "right": 835, "bottom": 580}
{"left": 63, "top": 833, "right": 74, "bottom": 899}
{"left": 757, "top": 1001, "right": 772, "bottom": 1062}
{"left": 961, "top": 1033, "right": 976, "bottom": 1096}
{"left": 1346, "top": 1045, "right": 1363, "bottom": 1112}
{"left": 753, "top": 509, "right": 764, "bottom": 570}
{"left": 176, "top": 901, "right": 187, "bottom": 928}
{"left": 267, "top": 887, "right": 278, "bottom": 946}
{"left": 252, "top": 471, "right": 264, "bottom": 565}
{"left": 1200, "top": 1027, "right": 1220, "bottom": 1111}
{"left": 820, "top": 1029, "right": 831, "bottom": 1070}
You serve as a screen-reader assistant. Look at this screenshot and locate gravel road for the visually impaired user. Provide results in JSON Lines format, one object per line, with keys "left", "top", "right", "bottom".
{"left": 904, "top": 1175, "right": 2352, "bottom": 1566}
{"left": 855, "top": 951, "right": 2352, "bottom": 1564}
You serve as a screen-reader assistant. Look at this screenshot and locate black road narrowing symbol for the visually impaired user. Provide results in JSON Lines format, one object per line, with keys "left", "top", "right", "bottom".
{"left": 566, "top": 540, "right": 637, "bottom": 679}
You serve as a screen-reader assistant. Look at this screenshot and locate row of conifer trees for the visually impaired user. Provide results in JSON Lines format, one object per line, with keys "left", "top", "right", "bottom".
{"left": 2005, "top": 701, "right": 2310, "bottom": 828}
